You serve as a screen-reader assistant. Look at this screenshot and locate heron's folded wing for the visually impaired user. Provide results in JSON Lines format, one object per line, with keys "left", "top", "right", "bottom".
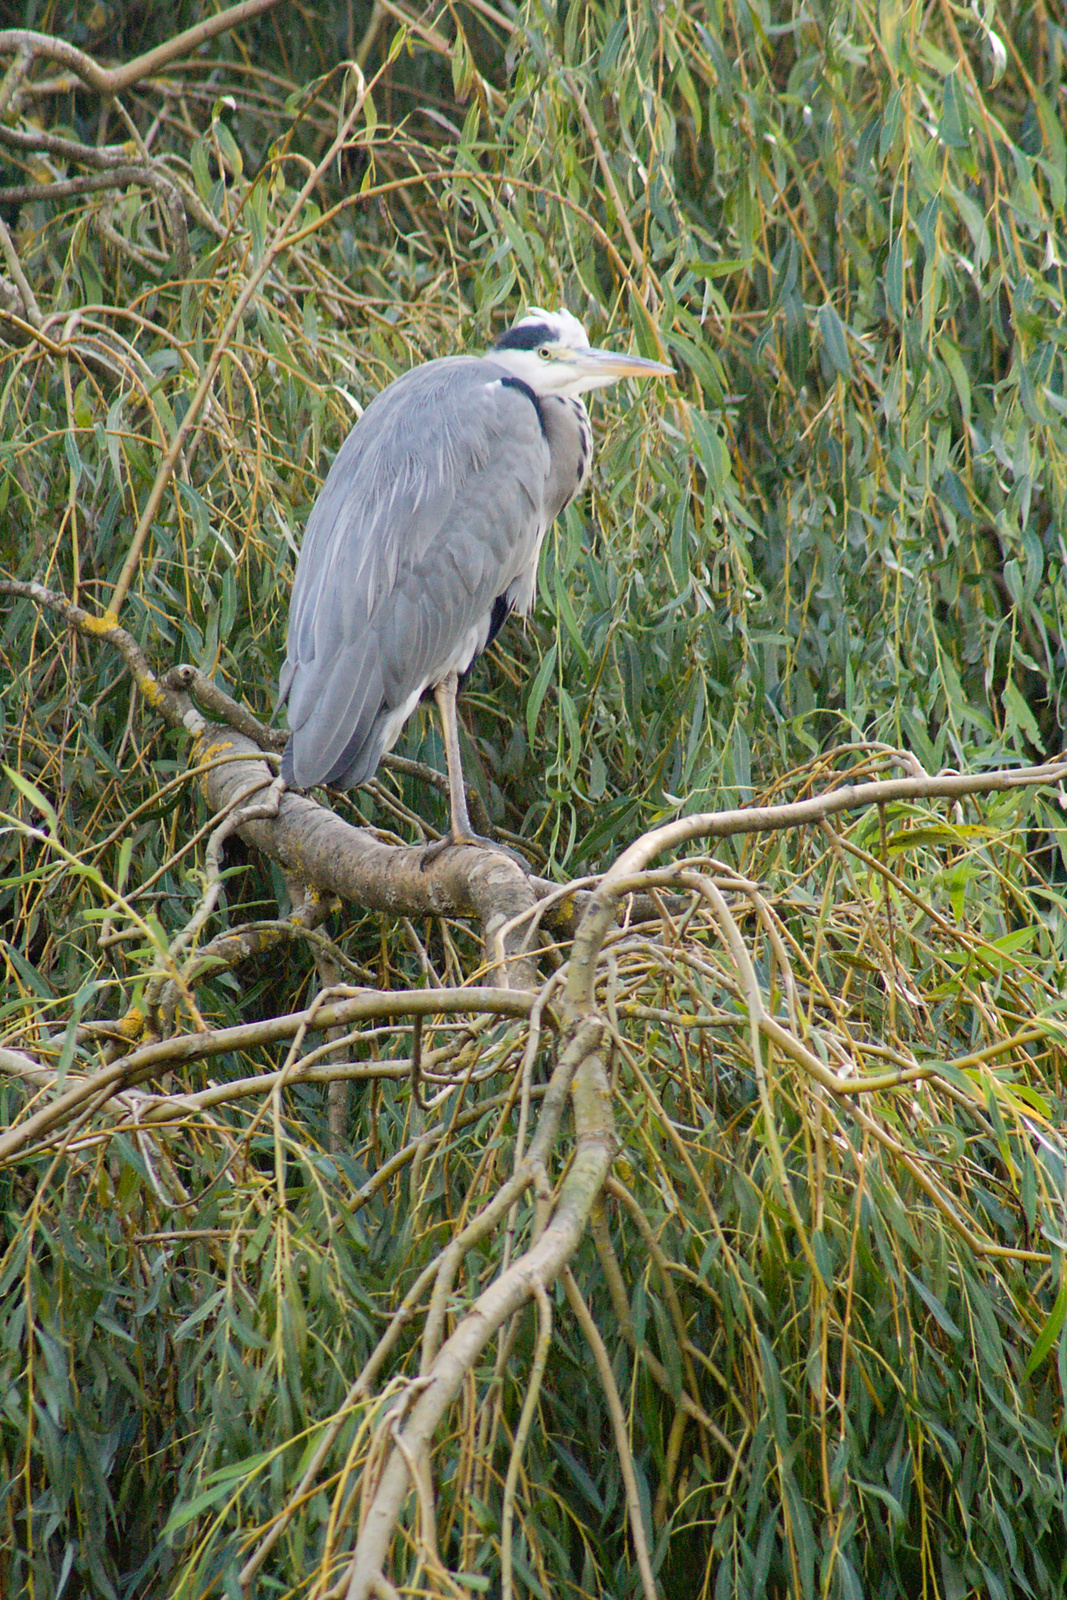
{"left": 280, "top": 356, "right": 549, "bottom": 788}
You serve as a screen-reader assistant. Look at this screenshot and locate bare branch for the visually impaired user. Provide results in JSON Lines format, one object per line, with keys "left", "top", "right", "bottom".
{"left": 0, "top": 212, "right": 40, "bottom": 325}
{"left": 194, "top": 726, "right": 543, "bottom": 988}
{"left": 0, "top": 985, "right": 537, "bottom": 1167}
{"left": 500, "top": 1279, "right": 553, "bottom": 1600}
{"left": 161, "top": 663, "right": 282, "bottom": 751}
{"left": 0, "top": 163, "right": 191, "bottom": 273}
{"left": 0, "top": 3, "right": 283, "bottom": 98}
{"left": 563, "top": 754, "right": 1067, "bottom": 1016}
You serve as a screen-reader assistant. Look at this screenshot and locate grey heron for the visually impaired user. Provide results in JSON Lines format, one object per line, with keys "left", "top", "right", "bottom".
{"left": 279, "top": 307, "right": 672, "bottom": 852}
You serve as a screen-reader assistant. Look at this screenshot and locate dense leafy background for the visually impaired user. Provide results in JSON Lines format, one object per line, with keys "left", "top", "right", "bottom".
{"left": 1, "top": 0, "right": 1067, "bottom": 1596}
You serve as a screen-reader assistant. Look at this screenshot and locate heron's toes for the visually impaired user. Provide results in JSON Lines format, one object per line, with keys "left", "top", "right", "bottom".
{"left": 420, "top": 831, "right": 532, "bottom": 875}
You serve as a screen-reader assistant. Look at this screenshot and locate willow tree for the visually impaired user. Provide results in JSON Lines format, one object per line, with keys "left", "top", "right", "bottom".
{"left": 1, "top": 1, "right": 1066, "bottom": 1597}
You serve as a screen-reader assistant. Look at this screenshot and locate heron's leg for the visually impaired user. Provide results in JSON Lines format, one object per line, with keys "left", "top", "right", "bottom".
{"left": 434, "top": 671, "right": 477, "bottom": 843}
{"left": 422, "top": 674, "right": 530, "bottom": 871}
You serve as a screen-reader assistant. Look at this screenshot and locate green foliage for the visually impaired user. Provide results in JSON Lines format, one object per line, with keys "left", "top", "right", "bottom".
{"left": 3, "top": 795, "right": 1067, "bottom": 1597}
{"left": 1, "top": 0, "right": 1067, "bottom": 1596}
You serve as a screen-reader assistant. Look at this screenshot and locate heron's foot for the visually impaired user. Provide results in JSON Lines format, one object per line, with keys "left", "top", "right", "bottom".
{"left": 421, "top": 830, "right": 532, "bottom": 875}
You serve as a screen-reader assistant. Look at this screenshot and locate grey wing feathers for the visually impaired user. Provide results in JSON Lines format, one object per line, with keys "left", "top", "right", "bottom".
{"left": 280, "top": 356, "right": 550, "bottom": 788}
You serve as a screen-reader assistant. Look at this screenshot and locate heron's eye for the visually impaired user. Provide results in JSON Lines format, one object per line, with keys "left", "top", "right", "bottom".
{"left": 538, "top": 346, "right": 552, "bottom": 359}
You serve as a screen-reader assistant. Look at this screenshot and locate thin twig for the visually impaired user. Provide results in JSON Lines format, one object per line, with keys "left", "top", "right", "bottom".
{"left": 0, "top": 3, "right": 283, "bottom": 97}
{"left": 500, "top": 1278, "right": 553, "bottom": 1600}
{"left": 561, "top": 1267, "right": 658, "bottom": 1600}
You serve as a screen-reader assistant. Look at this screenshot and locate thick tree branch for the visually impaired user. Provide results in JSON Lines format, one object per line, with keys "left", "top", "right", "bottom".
{"left": 191, "top": 725, "right": 542, "bottom": 988}
{"left": 0, "top": 579, "right": 544, "bottom": 988}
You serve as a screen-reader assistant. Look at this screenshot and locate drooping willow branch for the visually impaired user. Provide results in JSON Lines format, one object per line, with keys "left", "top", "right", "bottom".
{"left": 563, "top": 752, "right": 1067, "bottom": 1016}
{"left": 0, "top": 984, "right": 536, "bottom": 1167}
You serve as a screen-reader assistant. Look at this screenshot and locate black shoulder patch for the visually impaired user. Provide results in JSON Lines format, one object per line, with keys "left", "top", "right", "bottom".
{"left": 500, "top": 374, "right": 548, "bottom": 440}
{"left": 494, "top": 323, "right": 551, "bottom": 352}
{"left": 486, "top": 593, "right": 513, "bottom": 648}
{"left": 458, "top": 595, "right": 514, "bottom": 688}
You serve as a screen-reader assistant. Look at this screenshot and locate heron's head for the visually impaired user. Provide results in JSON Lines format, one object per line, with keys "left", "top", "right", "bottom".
{"left": 491, "top": 307, "right": 672, "bottom": 397}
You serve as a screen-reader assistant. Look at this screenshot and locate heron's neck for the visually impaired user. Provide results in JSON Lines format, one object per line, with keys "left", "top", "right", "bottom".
{"left": 541, "top": 394, "right": 593, "bottom": 523}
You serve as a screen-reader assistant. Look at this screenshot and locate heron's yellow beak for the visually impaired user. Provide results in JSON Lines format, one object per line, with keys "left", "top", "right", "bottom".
{"left": 566, "top": 344, "right": 674, "bottom": 391}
